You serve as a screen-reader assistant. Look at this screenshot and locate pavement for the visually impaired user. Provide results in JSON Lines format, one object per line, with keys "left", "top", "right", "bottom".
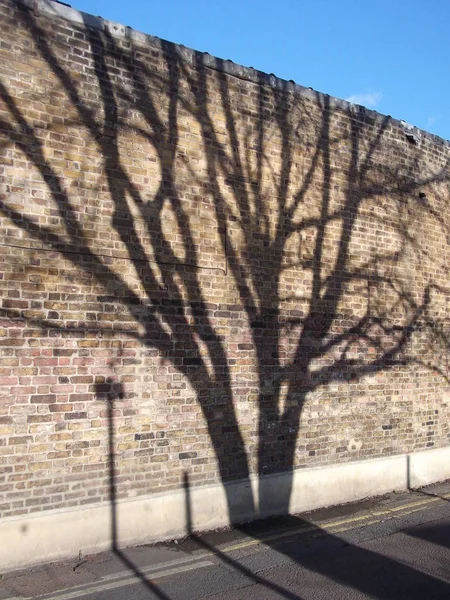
{"left": 3, "top": 481, "right": 450, "bottom": 599}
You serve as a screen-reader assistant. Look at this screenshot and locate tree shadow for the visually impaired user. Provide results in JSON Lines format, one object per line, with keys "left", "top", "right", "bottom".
{"left": 182, "top": 472, "right": 450, "bottom": 600}
{"left": 2, "top": 1, "right": 450, "bottom": 597}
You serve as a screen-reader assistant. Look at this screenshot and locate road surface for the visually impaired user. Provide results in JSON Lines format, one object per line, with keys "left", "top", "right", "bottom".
{"left": 3, "top": 481, "right": 450, "bottom": 599}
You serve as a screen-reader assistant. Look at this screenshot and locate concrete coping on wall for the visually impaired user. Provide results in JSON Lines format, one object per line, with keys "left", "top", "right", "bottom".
{"left": 13, "top": 0, "right": 450, "bottom": 152}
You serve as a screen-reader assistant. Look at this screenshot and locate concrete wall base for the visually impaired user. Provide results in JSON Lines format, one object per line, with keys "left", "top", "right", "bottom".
{"left": 5, "top": 447, "right": 450, "bottom": 572}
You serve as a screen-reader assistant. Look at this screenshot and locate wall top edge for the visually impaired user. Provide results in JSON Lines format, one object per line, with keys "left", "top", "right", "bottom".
{"left": 13, "top": 0, "right": 450, "bottom": 151}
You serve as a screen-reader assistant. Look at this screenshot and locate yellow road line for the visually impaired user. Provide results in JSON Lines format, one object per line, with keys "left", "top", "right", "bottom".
{"left": 220, "top": 492, "right": 450, "bottom": 553}
{"left": 28, "top": 490, "right": 450, "bottom": 600}
{"left": 33, "top": 561, "right": 214, "bottom": 600}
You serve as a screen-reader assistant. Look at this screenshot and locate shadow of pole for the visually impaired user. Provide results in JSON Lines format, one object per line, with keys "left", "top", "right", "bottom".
{"left": 407, "top": 453, "right": 411, "bottom": 490}
{"left": 181, "top": 470, "right": 450, "bottom": 600}
{"left": 5, "top": 4, "right": 450, "bottom": 598}
{"left": 183, "top": 471, "right": 305, "bottom": 600}
{"left": 98, "top": 379, "right": 173, "bottom": 600}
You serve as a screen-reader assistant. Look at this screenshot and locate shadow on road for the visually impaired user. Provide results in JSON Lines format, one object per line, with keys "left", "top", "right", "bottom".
{"left": 4, "top": 3, "right": 450, "bottom": 598}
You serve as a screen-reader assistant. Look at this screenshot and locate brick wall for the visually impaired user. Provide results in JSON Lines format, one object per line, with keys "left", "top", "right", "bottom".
{"left": 1, "top": 0, "right": 450, "bottom": 521}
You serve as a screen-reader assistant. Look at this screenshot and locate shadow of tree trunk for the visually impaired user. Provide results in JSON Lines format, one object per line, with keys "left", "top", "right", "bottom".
{"left": 1, "top": 6, "right": 450, "bottom": 596}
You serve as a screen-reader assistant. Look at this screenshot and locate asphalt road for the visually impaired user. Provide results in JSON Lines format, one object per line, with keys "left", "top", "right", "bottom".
{"left": 4, "top": 482, "right": 450, "bottom": 600}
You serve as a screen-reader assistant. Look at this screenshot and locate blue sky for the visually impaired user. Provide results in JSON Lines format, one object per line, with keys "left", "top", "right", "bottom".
{"left": 70, "top": 0, "right": 450, "bottom": 140}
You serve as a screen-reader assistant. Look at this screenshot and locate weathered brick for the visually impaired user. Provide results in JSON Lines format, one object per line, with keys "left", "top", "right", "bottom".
{"left": 0, "top": 0, "right": 449, "bottom": 524}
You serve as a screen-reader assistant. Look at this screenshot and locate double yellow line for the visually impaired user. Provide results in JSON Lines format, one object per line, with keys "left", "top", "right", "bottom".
{"left": 27, "top": 490, "right": 450, "bottom": 600}
{"left": 222, "top": 491, "right": 450, "bottom": 553}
